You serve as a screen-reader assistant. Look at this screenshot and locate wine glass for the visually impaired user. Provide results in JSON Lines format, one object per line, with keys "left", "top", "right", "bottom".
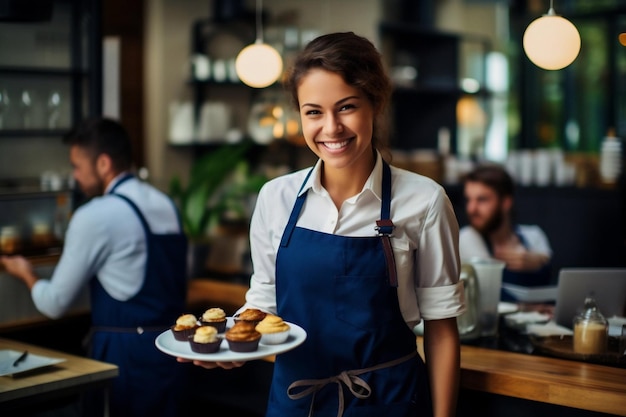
{"left": 47, "top": 90, "right": 62, "bottom": 129}
{"left": 20, "top": 89, "right": 33, "bottom": 129}
{"left": 0, "top": 88, "right": 9, "bottom": 129}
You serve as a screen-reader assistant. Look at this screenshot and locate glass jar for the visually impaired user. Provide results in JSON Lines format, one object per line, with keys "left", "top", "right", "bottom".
{"left": 456, "top": 264, "right": 481, "bottom": 340}
{"left": 0, "top": 226, "right": 21, "bottom": 254}
{"left": 573, "top": 297, "right": 608, "bottom": 355}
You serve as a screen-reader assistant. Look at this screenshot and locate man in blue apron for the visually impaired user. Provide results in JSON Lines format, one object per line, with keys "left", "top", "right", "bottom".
{"left": 459, "top": 164, "right": 553, "bottom": 300}
{"left": 1, "top": 118, "right": 189, "bottom": 416}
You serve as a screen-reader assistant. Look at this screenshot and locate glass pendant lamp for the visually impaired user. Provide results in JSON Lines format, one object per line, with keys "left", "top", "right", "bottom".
{"left": 523, "top": 0, "right": 581, "bottom": 70}
{"left": 235, "top": 0, "right": 283, "bottom": 88}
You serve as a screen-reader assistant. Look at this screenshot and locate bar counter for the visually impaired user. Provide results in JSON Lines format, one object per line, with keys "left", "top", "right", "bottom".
{"left": 188, "top": 279, "right": 626, "bottom": 416}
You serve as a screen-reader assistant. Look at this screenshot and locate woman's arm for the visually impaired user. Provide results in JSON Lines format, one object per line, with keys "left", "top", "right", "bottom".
{"left": 423, "top": 317, "right": 460, "bottom": 417}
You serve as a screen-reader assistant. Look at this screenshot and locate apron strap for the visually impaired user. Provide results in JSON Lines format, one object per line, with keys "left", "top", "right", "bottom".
{"left": 287, "top": 350, "right": 417, "bottom": 417}
{"left": 280, "top": 167, "right": 315, "bottom": 248}
{"left": 376, "top": 162, "right": 398, "bottom": 287}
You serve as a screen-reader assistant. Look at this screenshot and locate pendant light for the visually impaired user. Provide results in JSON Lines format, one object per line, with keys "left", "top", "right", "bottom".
{"left": 522, "top": 0, "right": 581, "bottom": 70}
{"left": 235, "top": 0, "right": 283, "bottom": 88}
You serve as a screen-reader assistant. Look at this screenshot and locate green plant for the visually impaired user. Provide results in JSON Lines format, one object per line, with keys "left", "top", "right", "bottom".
{"left": 169, "top": 142, "right": 267, "bottom": 239}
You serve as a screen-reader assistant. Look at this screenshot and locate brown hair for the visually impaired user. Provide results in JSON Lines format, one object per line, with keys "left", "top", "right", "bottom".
{"left": 283, "top": 32, "right": 392, "bottom": 157}
{"left": 463, "top": 164, "right": 515, "bottom": 198}
{"left": 63, "top": 117, "right": 133, "bottom": 172}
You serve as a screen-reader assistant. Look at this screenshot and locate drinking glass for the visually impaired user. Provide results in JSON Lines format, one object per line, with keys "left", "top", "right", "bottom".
{"left": 20, "top": 89, "right": 33, "bottom": 128}
{"left": 47, "top": 90, "right": 62, "bottom": 129}
{"left": 469, "top": 258, "right": 505, "bottom": 337}
{"left": 0, "top": 88, "right": 9, "bottom": 129}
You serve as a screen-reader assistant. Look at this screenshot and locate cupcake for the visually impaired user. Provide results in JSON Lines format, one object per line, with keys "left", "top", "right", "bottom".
{"left": 234, "top": 308, "right": 267, "bottom": 325}
{"left": 189, "top": 325, "right": 223, "bottom": 354}
{"left": 225, "top": 321, "right": 262, "bottom": 352}
{"left": 255, "top": 314, "right": 291, "bottom": 345}
{"left": 171, "top": 313, "right": 199, "bottom": 341}
{"left": 200, "top": 307, "right": 227, "bottom": 333}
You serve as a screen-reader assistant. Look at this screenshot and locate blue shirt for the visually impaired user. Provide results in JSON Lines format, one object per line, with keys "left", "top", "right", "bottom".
{"left": 32, "top": 173, "right": 182, "bottom": 318}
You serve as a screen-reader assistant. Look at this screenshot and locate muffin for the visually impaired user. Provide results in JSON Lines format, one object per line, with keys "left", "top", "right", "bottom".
{"left": 171, "top": 313, "right": 199, "bottom": 341}
{"left": 188, "top": 325, "right": 223, "bottom": 354}
{"left": 225, "top": 321, "right": 262, "bottom": 352}
{"left": 234, "top": 308, "right": 267, "bottom": 325}
{"left": 255, "top": 314, "right": 291, "bottom": 345}
{"left": 200, "top": 307, "right": 227, "bottom": 333}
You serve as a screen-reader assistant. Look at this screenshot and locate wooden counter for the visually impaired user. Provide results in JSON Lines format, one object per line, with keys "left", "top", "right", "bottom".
{"left": 0, "top": 337, "right": 118, "bottom": 412}
{"left": 188, "top": 279, "right": 626, "bottom": 416}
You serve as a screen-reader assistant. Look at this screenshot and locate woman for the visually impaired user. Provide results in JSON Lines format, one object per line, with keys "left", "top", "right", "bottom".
{"left": 183, "top": 32, "right": 464, "bottom": 417}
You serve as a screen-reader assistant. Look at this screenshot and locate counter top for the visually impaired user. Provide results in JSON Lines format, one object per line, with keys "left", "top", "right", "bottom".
{"left": 0, "top": 337, "right": 118, "bottom": 411}
{"left": 189, "top": 279, "right": 626, "bottom": 416}
{"left": 420, "top": 337, "right": 626, "bottom": 416}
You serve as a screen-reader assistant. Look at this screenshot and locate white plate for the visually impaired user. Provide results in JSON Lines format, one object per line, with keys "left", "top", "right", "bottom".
{"left": 501, "top": 283, "right": 558, "bottom": 303}
{"left": 498, "top": 302, "right": 519, "bottom": 315}
{"left": 0, "top": 350, "right": 66, "bottom": 377}
{"left": 155, "top": 318, "right": 307, "bottom": 362}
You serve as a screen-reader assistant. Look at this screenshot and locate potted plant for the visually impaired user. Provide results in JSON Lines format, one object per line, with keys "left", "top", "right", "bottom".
{"left": 169, "top": 141, "right": 267, "bottom": 277}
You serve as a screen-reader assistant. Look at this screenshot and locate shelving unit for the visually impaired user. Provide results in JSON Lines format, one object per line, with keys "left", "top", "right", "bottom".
{"left": 379, "top": 22, "right": 491, "bottom": 154}
{"left": 0, "top": 0, "right": 101, "bottom": 137}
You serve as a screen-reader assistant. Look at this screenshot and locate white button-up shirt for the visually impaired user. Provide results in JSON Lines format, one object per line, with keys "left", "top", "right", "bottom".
{"left": 244, "top": 152, "right": 465, "bottom": 328}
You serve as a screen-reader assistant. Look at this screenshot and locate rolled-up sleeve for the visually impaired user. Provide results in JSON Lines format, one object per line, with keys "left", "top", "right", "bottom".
{"left": 415, "top": 187, "right": 465, "bottom": 320}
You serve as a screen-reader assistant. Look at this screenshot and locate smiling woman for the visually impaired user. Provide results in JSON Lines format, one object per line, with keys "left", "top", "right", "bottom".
{"left": 185, "top": 32, "right": 464, "bottom": 417}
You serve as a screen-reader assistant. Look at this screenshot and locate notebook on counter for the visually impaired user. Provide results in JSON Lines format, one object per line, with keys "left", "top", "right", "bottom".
{"left": 553, "top": 268, "right": 626, "bottom": 329}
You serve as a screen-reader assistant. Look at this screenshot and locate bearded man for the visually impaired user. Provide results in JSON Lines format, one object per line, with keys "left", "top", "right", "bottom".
{"left": 459, "top": 164, "right": 552, "bottom": 298}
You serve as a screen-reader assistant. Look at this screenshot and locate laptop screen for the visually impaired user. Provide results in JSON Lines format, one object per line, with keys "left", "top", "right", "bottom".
{"left": 553, "top": 268, "right": 626, "bottom": 329}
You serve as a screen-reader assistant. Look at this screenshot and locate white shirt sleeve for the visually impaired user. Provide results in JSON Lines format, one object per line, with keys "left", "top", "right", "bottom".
{"left": 458, "top": 226, "right": 491, "bottom": 262}
{"left": 518, "top": 225, "right": 552, "bottom": 256}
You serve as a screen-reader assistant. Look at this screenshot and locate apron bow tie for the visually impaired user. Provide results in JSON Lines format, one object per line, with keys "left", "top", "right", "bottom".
{"left": 286, "top": 351, "right": 417, "bottom": 417}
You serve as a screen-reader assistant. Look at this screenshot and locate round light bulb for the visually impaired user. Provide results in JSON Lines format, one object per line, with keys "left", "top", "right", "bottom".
{"left": 235, "top": 43, "right": 283, "bottom": 88}
{"left": 523, "top": 14, "right": 581, "bottom": 70}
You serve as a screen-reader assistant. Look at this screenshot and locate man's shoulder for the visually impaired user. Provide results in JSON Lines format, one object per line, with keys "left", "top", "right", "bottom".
{"left": 459, "top": 225, "right": 481, "bottom": 239}
{"left": 517, "top": 224, "right": 547, "bottom": 236}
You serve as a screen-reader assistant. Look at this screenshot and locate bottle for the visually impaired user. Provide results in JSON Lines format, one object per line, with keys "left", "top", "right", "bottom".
{"left": 573, "top": 297, "right": 608, "bottom": 355}
{"left": 599, "top": 128, "right": 622, "bottom": 185}
{"left": 457, "top": 264, "right": 482, "bottom": 340}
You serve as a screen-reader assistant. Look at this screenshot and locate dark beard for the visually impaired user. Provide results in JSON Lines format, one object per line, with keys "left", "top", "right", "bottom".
{"left": 474, "top": 209, "right": 504, "bottom": 236}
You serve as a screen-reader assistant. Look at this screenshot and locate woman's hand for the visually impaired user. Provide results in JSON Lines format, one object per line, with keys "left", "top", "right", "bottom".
{"left": 176, "top": 357, "right": 246, "bottom": 370}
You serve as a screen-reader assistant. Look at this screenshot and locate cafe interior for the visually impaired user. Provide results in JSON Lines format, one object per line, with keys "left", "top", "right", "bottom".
{"left": 0, "top": 0, "right": 625, "bottom": 416}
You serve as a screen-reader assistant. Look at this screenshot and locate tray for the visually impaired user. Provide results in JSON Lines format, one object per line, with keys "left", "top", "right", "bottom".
{"left": 0, "top": 350, "right": 66, "bottom": 377}
{"left": 530, "top": 335, "right": 626, "bottom": 367}
{"left": 155, "top": 318, "right": 306, "bottom": 362}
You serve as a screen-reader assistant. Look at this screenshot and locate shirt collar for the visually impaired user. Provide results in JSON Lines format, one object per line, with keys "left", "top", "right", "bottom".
{"left": 299, "top": 151, "right": 384, "bottom": 202}
{"left": 104, "top": 171, "right": 132, "bottom": 194}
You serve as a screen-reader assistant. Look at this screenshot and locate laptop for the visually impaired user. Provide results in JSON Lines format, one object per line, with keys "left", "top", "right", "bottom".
{"left": 553, "top": 268, "right": 626, "bottom": 329}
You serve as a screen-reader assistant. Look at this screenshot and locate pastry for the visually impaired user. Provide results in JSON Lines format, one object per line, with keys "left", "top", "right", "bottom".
{"left": 171, "top": 313, "right": 199, "bottom": 341}
{"left": 189, "top": 325, "right": 223, "bottom": 354}
{"left": 255, "top": 314, "right": 291, "bottom": 344}
{"left": 234, "top": 308, "right": 267, "bottom": 325}
{"left": 200, "top": 307, "right": 227, "bottom": 333}
{"left": 225, "top": 321, "right": 261, "bottom": 352}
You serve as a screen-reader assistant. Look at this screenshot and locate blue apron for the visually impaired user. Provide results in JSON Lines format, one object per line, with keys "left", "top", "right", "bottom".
{"left": 267, "top": 162, "right": 432, "bottom": 417}
{"left": 87, "top": 174, "right": 189, "bottom": 417}
{"left": 483, "top": 228, "right": 551, "bottom": 301}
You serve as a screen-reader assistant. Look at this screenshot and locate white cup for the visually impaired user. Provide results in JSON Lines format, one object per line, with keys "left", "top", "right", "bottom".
{"left": 468, "top": 257, "right": 505, "bottom": 337}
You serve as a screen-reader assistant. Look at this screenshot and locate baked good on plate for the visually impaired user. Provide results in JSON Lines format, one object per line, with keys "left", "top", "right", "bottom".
{"left": 234, "top": 308, "right": 267, "bottom": 325}
{"left": 188, "top": 325, "right": 223, "bottom": 353}
{"left": 255, "top": 314, "right": 291, "bottom": 344}
{"left": 200, "top": 307, "right": 227, "bottom": 333}
{"left": 171, "top": 313, "right": 199, "bottom": 341}
{"left": 225, "top": 321, "right": 261, "bottom": 352}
